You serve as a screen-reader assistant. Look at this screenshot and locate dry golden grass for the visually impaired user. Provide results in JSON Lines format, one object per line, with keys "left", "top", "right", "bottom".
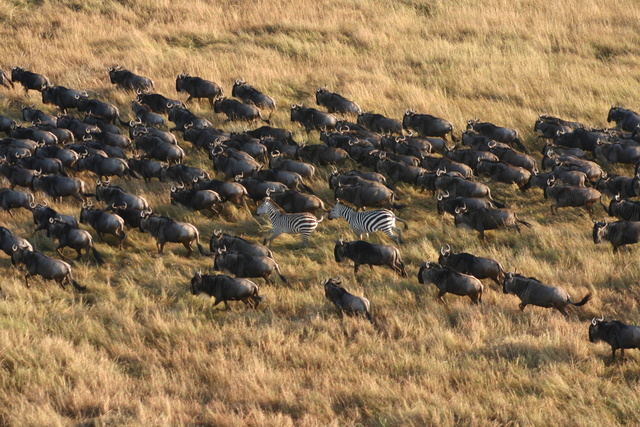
{"left": 1, "top": 0, "right": 640, "bottom": 425}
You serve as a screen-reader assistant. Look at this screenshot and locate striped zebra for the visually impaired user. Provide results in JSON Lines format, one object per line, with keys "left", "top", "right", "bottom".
{"left": 329, "top": 201, "right": 408, "bottom": 244}
{"left": 256, "top": 197, "right": 323, "bottom": 247}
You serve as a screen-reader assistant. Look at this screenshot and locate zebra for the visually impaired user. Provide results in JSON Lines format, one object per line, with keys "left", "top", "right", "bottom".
{"left": 256, "top": 197, "right": 323, "bottom": 248}
{"left": 328, "top": 201, "right": 408, "bottom": 244}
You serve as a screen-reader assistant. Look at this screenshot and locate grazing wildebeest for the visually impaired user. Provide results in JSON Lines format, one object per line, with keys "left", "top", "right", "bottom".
{"left": 438, "top": 244, "right": 505, "bottom": 285}
{"left": 502, "top": 272, "right": 591, "bottom": 316}
{"left": 592, "top": 219, "right": 640, "bottom": 253}
{"left": 209, "top": 230, "right": 274, "bottom": 259}
{"left": 315, "top": 88, "right": 361, "bottom": 115}
{"left": 11, "top": 246, "right": 86, "bottom": 290}
{"left": 213, "top": 249, "right": 289, "bottom": 286}
{"left": 334, "top": 238, "right": 407, "bottom": 277}
{"left": 108, "top": 66, "right": 154, "bottom": 92}
{"left": 139, "top": 209, "right": 206, "bottom": 257}
{"left": 417, "top": 261, "right": 483, "bottom": 304}
{"left": 322, "top": 276, "right": 373, "bottom": 323}
{"left": 589, "top": 317, "right": 640, "bottom": 360}
{"left": 11, "top": 67, "right": 50, "bottom": 93}
{"left": 80, "top": 203, "right": 126, "bottom": 249}
{"left": 176, "top": 74, "right": 223, "bottom": 105}
{"left": 190, "top": 272, "right": 262, "bottom": 310}
{"left": 453, "top": 205, "right": 532, "bottom": 241}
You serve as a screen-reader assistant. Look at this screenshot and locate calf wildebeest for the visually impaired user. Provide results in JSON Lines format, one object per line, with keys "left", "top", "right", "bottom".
{"left": 139, "top": 209, "right": 206, "bottom": 257}
{"left": 592, "top": 220, "right": 640, "bottom": 253}
{"left": 315, "top": 88, "right": 361, "bottom": 115}
{"left": 334, "top": 238, "right": 407, "bottom": 277}
{"left": 209, "top": 230, "right": 274, "bottom": 259}
{"left": 0, "top": 227, "right": 33, "bottom": 258}
{"left": 502, "top": 272, "right": 591, "bottom": 316}
{"left": 534, "top": 115, "right": 584, "bottom": 139}
{"left": 418, "top": 261, "right": 483, "bottom": 304}
{"left": 453, "top": 205, "right": 532, "bottom": 241}
{"left": 46, "top": 218, "right": 104, "bottom": 264}
{"left": 11, "top": 246, "right": 85, "bottom": 291}
{"left": 466, "top": 118, "right": 526, "bottom": 152}
{"left": 190, "top": 272, "right": 262, "bottom": 310}
{"left": 231, "top": 80, "right": 276, "bottom": 118}
{"left": 589, "top": 317, "right": 640, "bottom": 360}
{"left": 403, "top": 110, "right": 455, "bottom": 141}
{"left": 322, "top": 277, "right": 373, "bottom": 323}
{"left": 290, "top": 104, "right": 338, "bottom": 132}
{"left": 30, "top": 203, "right": 78, "bottom": 236}
{"left": 0, "top": 69, "right": 14, "bottom": 89}
{"left": 608, "top": 106, "right": 640, "bottom": 132}
{"left": 32, "top": 174, "right": 93, "bottom": 203}
{"left": 170, "top": 185, "right": 222, "bottom": 213}
{"left": 438, "top": 244, "right": 505, "bottom": 285}
{"left": 11, "top": 67, "right": 50, "bottom": 93}
{"left": 0, "top": 188, "right": 34, "bottom": 217}
{"left": 213, "top": 249, "right": 289, "bottom": 285}
{"left": 214, "top": 97, "right": 269, "bottom": 124}
{"left": 607, "top": 196, "right": 640, "bottom": 222}
{"left": 80, "top": 204, "right": 126, "bottom": 249}
{"left": 108, "top": 66, "right": 154, "bottom": 92}
{"left": 543, "top": 179, "right": 602, "bottom": 215}
{"left": 357, "top": 112, "right": 402, "bottom": 135}
{"left": 176, "top": 74, "right": 223, "bottom": 105}
{"left": 41, "top": 85, "right": 88, "bottom": 114}
{"left": 95, "top": 181, "right": 149, "bottom": 211}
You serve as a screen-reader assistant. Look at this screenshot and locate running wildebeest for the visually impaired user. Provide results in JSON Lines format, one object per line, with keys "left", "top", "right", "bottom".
{"left": 417, "top": 261, "right": 483, "bottom": 304}
{"left": 334, "top": 238, "right": 408, "bottom": 277}
{"left": 438, "top": 244, "right": 505, "bottom": 285}
{"left": 108, "top": 65, "right": 154, "bottom": 92}
{"left": 176, "top": 73, "right": 223, "bottom": 105}
{"left": 213, "top": 249, "right": 289, "bottom": 286}
{"left": 139, "top": 209, "right": 206, "bottom": 257}
{"left": 589, "top": 317, "right": 640, "bottom": 360}
{"left": 592, "top": 219, "right": 640, "bottom": 253}
{"left": 322, "top": 276, "right": 373, "bottom": 323}
{"left": 11, "top": 245, "right": 86, "bottom": 290}
{"left": 0, "top": 227, "right": 33, "bottom": 258}
{"left": 190, "top": 272, "right": 263, "bottom": 310}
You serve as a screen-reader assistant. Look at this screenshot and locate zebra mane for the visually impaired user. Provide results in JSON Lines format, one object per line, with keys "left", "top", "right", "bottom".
{"left": 264, "top": 197, "right": 286, "bottom": 214}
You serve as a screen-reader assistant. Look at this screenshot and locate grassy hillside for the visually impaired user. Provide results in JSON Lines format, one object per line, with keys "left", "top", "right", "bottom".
{"left": 1, "top": 0, "right": 640, "bottom": 425}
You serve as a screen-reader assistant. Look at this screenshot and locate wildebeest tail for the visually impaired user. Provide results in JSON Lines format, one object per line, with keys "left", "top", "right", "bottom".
{"left": 514, "top": 137, "right": 529, "bottom": 153}
{"left": 301, "top": 182, "right": 315, "bottom": 195}
{"left": 197, "top": 242, "right": 207, "bottom": 256}
{"left": 71, "top": 279, "right": 86, "bottom": 291}
{"left": 392, "top": 203, "right": 406, "bottom": 210}
{"left": 274, "top": 262, "right": 290, "bottom": 286}
{"left": 569, "top": 292, "right": 592, "bottom": 307}
{"left": 91, "top": 247, "right": 105, "bottom": 265}
{"left": 516, "top": 215, "right": 533, "bottom": 228}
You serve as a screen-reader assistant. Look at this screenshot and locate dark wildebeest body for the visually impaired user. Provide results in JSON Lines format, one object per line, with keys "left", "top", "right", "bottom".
{"left": 475, "top": 160, "right": 531, "bottom": 191}
{"left": 209, "top": 231, "right": 274, "bottom": 259}
{"left": 608, "top": 106, "right": 640, "bottom": 132}
{"left": 77, "top": 98, "right": 121, "bottom": 124}
{"left": 334, "top": 183, "right": 395, "bottom": 210}
{"left": 298, "top": 144, "right": 349, "bottom": 166}
{"left": 435, "top": 192, "right": 495, "bottom": 216}
{"left": 403, "top": 110, "right": 455, "bottom": 141}
{"left": 543, "top": 182, "right": 602, "bottom": 215}
{"left": 139, "top": 211, "right": 206, "bottom": 257}
{"left": 135, "top": 135, "right": 184, "bottom": 165}
{"left": 193, "top": 178, "right": 248, "bottom": 206}
{"left": 267, "top": 190, "right": 327, "bottom": 214}
{"left": 136, "top": 92, "right": 184, "bottom": 114}
{"left": 589, "top": 318, "right": 640, "bottom": 360}
{"left": 0, "top": 227, "right": 33, "bottom": 258}
{"left": 176, "top": 74, "right": 223, "bottom": 105}
{"left": 190, "top": 273, "right": 262, "bottom": 310}
{"left": 334, "top": 239, "right": 407, "bottom": 277}
{"left": 555, "top": 128, "right": 606, "bottom": 153}
{"left": 438, "top": 245, "right": 505, "bottom": 285}
{"left": 167, "top": 107, "right": 212, "bottom": 131}
{"left": 131, "top": 101, "right": 166, "bottom": 128}
{"left": 466, "top": 119, "right": 526, "bottom": 152}
{"left": 322, "top": 277, "right": 373, "bottom": 323}
{"left": 232, "top": 80, "right": 276, "bottom": 118}
{"left": 77, "top": 154, "right": 130, "bottom": 180}
{"left": 420, "top": 155, "right": 473, "bottom": 178}
{"left": 253, "top": 169, "right": 311, "bottom": 194}
{"left": 357, "top": 112, "right": 402, "bottom": 135}
{"left": 170, "top": 186, "right": 222, "bottom": 213}
{"left": 315, "top": 88, "right": 361, "bottom": 115}
{"left": 46, "top": 219, "right": 104, "bottom": 264}
{"left": 9, "top": 127, "right": 57, "bottom": 146}
{"left": 11, "top": 247, "right": 85, "bottom": 290}
{"left": 160, "top": 164, "right": 210, "bottom": 184}
{"left": 502, "top": 272, "right": 591, "bottom": 316}
{"left": 534, "top": 115, "right": 584, "bottom": 139}
{"left": 22, "top": 106, "right": 57, "bottom": 127}
{"left": 418, "top": 261, "right": 483, "bottom": 304}
{"left": 290, "top": 104, "right": 338, "bottom": 132}
{"left": 41, "top": 86, "right": 88, "bottom": 114}
{"left": 80, "top": 206, "right": 126, "bottom": 249}
{"left": 525, "top": 170, "right": 588, "bottom": 190}
{"left": 127, "top": 158, "right": 164, "bottom": 182}
{"left": 0, "top": 116, "right": 16, "bottom": 133}
{"left": 30, "top": 204, "right": 78, "bottom": 236}
{"left": 214, "top": 97, "right": 269, "bottom": 123}
{"left": 95, "top": 183, "right": 149, "bottom": 211}
{"left": 454, "top": 206, "right": 532, "bottom": 241}
{"left": 213, "top": 251, "right": 289, "bottom": 285}
{"left": 607, "top": 197, "right": 640, "bottom": 222}
{"left": 595, "top": 175, "right": 637, "bottom": 199}
{"left": 595, "top": 142, "right": 640, "bottom": 165}
{"left": 32, "top": 175, "right": 93, "bottom": 203}
{"left": 593, "top": 220, "right": 640, "bottom": 253}
{"left": 0, "top": 189, "right": 34, "bottom": 217}
{"left": 109, "top": 66, "right": 154, "bottom": 92}
{"left": 11, "top": 67, "right": 50, "bottom": 93}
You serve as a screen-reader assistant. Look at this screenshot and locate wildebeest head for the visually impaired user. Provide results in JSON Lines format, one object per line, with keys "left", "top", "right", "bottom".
{"left": 592, "top": 220, "right": 608, "bottom": 244}
{"left": 190, "top": 271, "right": 204, "bottom": 295}
{"left": 438, "top": 244, "right": 452, "bottom": 263}
{"left": 334, "top": 238, "right": 347, "bottom": 262}
{"left": 589, "top": 316, "right": 606, "bottom": 343}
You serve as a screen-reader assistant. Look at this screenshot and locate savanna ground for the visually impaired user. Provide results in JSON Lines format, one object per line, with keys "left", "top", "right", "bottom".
{"left": 0, "top": 0, "right": 640, "bottom": 425}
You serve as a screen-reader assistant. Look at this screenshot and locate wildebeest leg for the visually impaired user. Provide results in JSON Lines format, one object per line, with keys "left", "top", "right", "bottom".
{"left": 478, "top": 230, "right": 486, "bottom": 241}
{"left": 519, "top": 302, "right": 527, "bottom": 311}
{"left": 557, "top": 306, "right": 569, "bottom": 317}
{"left": 183, "top": 241, "right": 193, "bottom": 257}
{"left": 436, "top": 290, "right": 446, "bottom": 303}
{"left": 97, "top": 232, "right": 104, "bottom": 242}
{"left": 224, "top": 300, "right": 231, "bottom": 311}
{"left": 56, "top": 277, "right": 66, "bottom": 290}
{"left": 24, "top": 273, "right": 32, "bottom": 288}
{"left": 5, "top": 209, "right": 14, "bottom": 218}
{"left": 157, "top": 242, "right": 164, "bottom": 253}
{"left": 56, "top": 246, "right": 66, "bottom": 258}
{"left": 76, "top": 248, "right": 83, "bottom": 260}
{"left": 620, "top": 348, "right": 625, "bottom": 359}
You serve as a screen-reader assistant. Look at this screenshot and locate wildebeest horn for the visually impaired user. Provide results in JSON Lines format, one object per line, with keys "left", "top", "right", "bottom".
{"left": 42, "top": 200, "right": 48, "bottom": 206}
{"left": 455, "top": 207, "right": 461, "bottom": 214}
{"left": 591, "top": 318, "right": 598, "bottom": 326}
{"left": 171, "top": 185, "right": 176, "bottom": 192}
{"left": 266, "top": 188, "right": 272, "bottom": 196}
{"left": 49, "top": 217, "right": 54, "bottom": 223}
{"left": 12, "top": 244, "right": 17, "bottom": 252}
{"left": 443, "top": 190, "right": 450, "bottom": 198}
{"left": 488, "top": 141, "right": 497, "bottom": 149}
{"left": 440, "top": 246, "right": 446, "bottom": 256}
{"left": 445, "top": 243, "right": 451, "bottom": 253}
{"left": 437, "top": 193, "right": 443, "bottom": 201}
{"left": 436, "top": 168, "right": 444, "bottom": 177}
{"left": 598, "top": 315, "right": 604, "bottom": 322}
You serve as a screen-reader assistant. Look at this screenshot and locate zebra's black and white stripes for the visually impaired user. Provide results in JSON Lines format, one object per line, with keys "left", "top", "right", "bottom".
{"left": 256, "top": 197, "right": 323, "bottom": 247}
{"left": 328, "top": 201, "right": 408, "bottom": 244}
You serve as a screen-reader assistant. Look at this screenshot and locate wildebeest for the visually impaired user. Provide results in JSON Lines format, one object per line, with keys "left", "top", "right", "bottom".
{"left": 160, "top": 164, "right": 210, "bottom": 184}
{"left": 41, "top": 85, "right": 88, "bottom": 114}
{"left": 525, "top": 169, "right": 588, "bottom": 190}
{"left": 170, "top": 185, "right": 222, "bottom": 213}
{"left": 595, "top": 141, "right": 640, "bottom": 165}
{"left": 438, "top": 244, "right": 505, "bottom": 285}
{"left": 136, "top": 92, "right": 184, "bottom": 114}
{"left": 420, "top": 155, "right": 473, "bottom": 178}
{"left": 77, "top": 154, "right": 131, "bottom": 180}
{"left": 77, "top": 98, "right": 122, "bottom": 124}
{"left": 237, "top": 177, "right": 288, "bottom": 202}
{"left": 209, "top": 230, "right": 274, "bottom": 259}
{"left": 0, "top": 115, "right": 16, "bottom": 133}
{"left": 475, "top": 160, "right": 531, "bottom": 191}
{"left": 607, "top": 196, "right": 640, "bottom": 222}
{"left": 357, "top": 112, "right": 402, "bottom": 135}
{"left": 11, "top": 67, "right": 50, "bottom": 93}
{"left": 95, "top": 181, "right": 149, "bottom": 211}
{"left": 11, "top": 246, "right": 85, "bottom": 290}
{"left": 193, "top": 177, "right": 248, "bottom": 206}
{"left": 487, "top": 141, "right": 537, "bottom": 171}
{"left": 231, "top": 80, "right": 276, "bottom": 118}
{"left": 214, "top": 97, "right": 269, "bottom": 124}
{"left": 139, "top": 210, "right": 206, "bottom": 257}
{"left": 104, "top": 203, "right": 143, "bottom": 230}
{"left": 466, "top": 119, "right": 526, "bottom": 152}
{"left": 30, "top": 202, "right": 78, "bottom": 236}
{"left": 502, "top": 272, "right": 591, "bottom": 316}
{"left": 0, "top": 162, "right": 37, "bottom": 190}
{"left": 190, "top": 272, "right": 262, "bottom": 310}
{"left": 269, "top": 153, "right": 315, "bottom": 179}
{"left": 213, "top": 249, "right": 289, "bottom": 285}
{"left": 315, "top": 88, "right": 361, "bottom": 115}
{"left": 253, "top": 169, "right": 312, "bottom": 194}
{"left": 176, "top": 74, "right": 223, "bottom": 105}
{"left": 589, "top": 317, "right": 640, "bottom": 360}
{"left": 135, "top": 135, "right": 185, "bottom": 165}
{"left": 9, "top": 126, "right": 58, "bottom": 146}
{"left": 435, "top": 192, "right": 495, "bottom": 217}
{"left": 265, "top": 190, "right": 327, "bottom": 214}
{"left": 46, "top": 218, "right": 104, "bottom": 264}
{"left": 0, "top": 188, "right": 34, "bottom": 217}
{"left": 434, "top": 174, "right": 500, "bottom": 205}
{"left": 453, "top": 205, "right": 532, "bottom": 241}
{"left": 32, "top": 174, "right": 93, "bottom": 203}
{"left": 167, "top": 107, "right": 213, "bottom": 131}
{"left": 290, "top": 104, "right": 338, "bottom": 132}
{"left": 80, "top": 204, "right": 126, "bottom": 249}
{"left": 334, "top": 238, "right": 407, "bottom": 276}
{"left": 322, "top": 277, "right": 373, "bottom": 323}
{"left": 127, "top": 158, "right": 164, "bottom": 182}
{"left": 298, "top": 144, "right": 349, "bottom": 166}
{"left": 21, "top": 105, "right": 57, "bottom": 127}
{"left": 534, "top": 115, "right": 584, "bottom": 139}
{"left": 608, "top": 106, "right": 640, "bottom": 132}
{"left": 108, "top": 66, "right": 154, "bottom": 92}
{"left": 210, "top": 147, "right": 261, "bottom": 179}
{"left": 595, "top": 175, "right": 637, "bottom": 199}
{"left": 130, "top": 102, "right": 166, "bottom": 128}
{"left": 0, "top": 69, "right": 14, "bottom": 89}
{"left": 593, "top": 219, "right": 640, "bottom": 253}
{"left": 403, "top": 110, "right": 455, "bottom": 141}
{"left": 543, "top": 179, "right": 602, "bottom": 215}
{"left": 555, "top": 128, "right": 606, "bottom": 153}
{"left": 417, "top": 261, "right": 483, "bottom": 304}
{"left": 0, "top": 227, "right": 33, "bottom": 258}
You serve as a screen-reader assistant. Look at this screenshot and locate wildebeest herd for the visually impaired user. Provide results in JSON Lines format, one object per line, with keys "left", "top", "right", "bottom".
{"left": 1, "top": 64, "right": 640, "bottom": 361}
